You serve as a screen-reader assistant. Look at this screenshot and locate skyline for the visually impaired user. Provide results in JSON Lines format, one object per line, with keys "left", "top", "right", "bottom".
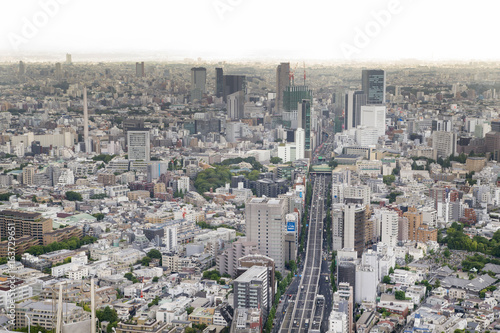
{"left": 2, "top": 0, "right": 500, "bottom": 62}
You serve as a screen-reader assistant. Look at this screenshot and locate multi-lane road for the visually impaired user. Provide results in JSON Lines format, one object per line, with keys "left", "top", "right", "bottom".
{"left": 280, "top": 173, "right": 329, "bottom": 333}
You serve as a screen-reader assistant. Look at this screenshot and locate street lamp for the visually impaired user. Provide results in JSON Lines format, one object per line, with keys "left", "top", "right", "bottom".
{"left": 25, "top": 314, "right": 30, "bottom": 333}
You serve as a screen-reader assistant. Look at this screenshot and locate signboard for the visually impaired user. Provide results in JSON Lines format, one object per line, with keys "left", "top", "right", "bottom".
{"left": 287, "top": 221, "right": 296, "bottom": 232}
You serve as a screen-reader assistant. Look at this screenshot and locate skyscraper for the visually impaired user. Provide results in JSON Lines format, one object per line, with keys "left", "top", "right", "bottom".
{"left": 223, "top": 75, "right": 245, "bottom": 102}
{"left": 361, "top": 69, "right": 386, "bottom": 105}
{"left": 18, "top": 61, "right": 25, "bottom": 76}
{"left": 344, "top": 91, "right": 367, "bottom": 130}
{"left": 136, "top": 62, "right": 145, "bottom": 77}
{"left": 283, "top": 85, "right": 312, "bottom": 128}
{"left": 276, "top": 62, "right": 290, "bottom": 113}
{"left": 380, "top": 211, "right": 399, "bottom": 247}
{"left": 360, "top": 105, "right": 386, "bottom": 137}
{"left": 216, "top": 67, "right": 224, "bottom": 98}
{"left": 332, "top": 204, "right": 366, "bottom": 256}
{"left": 245, "top": 197, "right": 286, "bottom": 273}
{"left": 66, "top": 53, "right": 72, "bottom": 64}
{"left": 83, "top": 87, "right": 90, "bottom": 153}
{"left": 295, "top": 128, "right": 305, "bottom": 160}
{"left": 191, "top": 67, "right": 207, "bottom": 102}
{"left": 298, "top": 99, "right": 311, "bottom": 157}
{"left": 227, "top": 91, "right": 244, "bottom": 120}
{"left": 127, "top": 131, "right": 150, "bottom": 161}
{"left": 55, "top": 63, "right": 62, "bottom": 80}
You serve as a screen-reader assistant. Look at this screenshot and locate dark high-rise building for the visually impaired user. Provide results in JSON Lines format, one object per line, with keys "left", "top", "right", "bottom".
{"left": 136, "top": 62, "right": 145, "bottom": 77}
{"left": 216, "top": 68, "right": 224, "bottom": 98}
{"left": 191, "top": 67, "right": 207, "bottom": 102}
{"left": 298, "top": 100, "right": 311, "bottom": 154}
{"left": 362, "top": 69, "right": 385, "bottom": 105}
{"left": 223, "top": 75, "right": 246, "bottom": 102}
{"left": 276, "top": 62, "right": 290, "bottom": 113}
{"left": 344, "top": 91, "right": 367, "bottom": 130}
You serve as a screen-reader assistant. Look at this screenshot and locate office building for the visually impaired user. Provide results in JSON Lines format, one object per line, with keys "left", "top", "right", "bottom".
{"left": 191, "top": 67, "right": 207, "bottom": 102}
{"left": 127, "top": 131, "right": 150, "bottom": 161}
{"left": 344, "top": 91, "right": 367, "bottom": 130}
{"left": 360, "top": 105, "right": 386, "bottom": 137}
{"left": 276, "top": 62, "right": 290, "bottom": 113}
{"left": 295, "top": 128, "right": 305, "bottom": 160}
{"left": 216, "top": 67, "right": 224, "bottom": 98}
{"left": 298, "top": 99, "right": 312, "bottom": 157}
{"left": 233, "top": 266, "right": 269, "bottom": 314}
{"left": 362, "top": 69, "right": 386, "bottom": 105}
{"left": 136, "top": 62, "right": 145, "bottom": 77}
{"left": 19, "top": 61, "right": 26, "bottom": 76}
{"left": 55, "top": 62, "right": 62, "bottom": 80}
{"left": 333, "top": 283, "right": 354, "bottom": 333}
{"left": 66, "top": 53, "right": 72, "bottom": 64}
{"left": 245, "top": 197, "right": 286, "bottom": 273}
{"left": 223, "top": 74, "right": 245, "bottom": 102}
{"left": 432, "top": 131, "right": 457, "bottom": 159}
{"left": 380, "top": 211, "right": 399, "bottom": 247}
{"left": 83, "top": 87, "right": 90, "bottom": 153}
{"left": 332, "top": 204, "right": 366, "bottom": 256}
{"left": 218, "top": 239, "right": 258, "bottom": 278}
{"left": 238, "top": 254, "right": 276, "bottom": 301}
{"left": 228, "top": 90, "right": 245, "bottom": 120}
{"left": 282, "top": 85, "right": 312, "bottom": 128}
{"left": 14, "top": 300, "right": 89, "bottom": 330}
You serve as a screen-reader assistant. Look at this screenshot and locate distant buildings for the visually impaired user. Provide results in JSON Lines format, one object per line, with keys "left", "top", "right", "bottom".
{"left": 275, "top": 62, "right": 290, "bottom": 114}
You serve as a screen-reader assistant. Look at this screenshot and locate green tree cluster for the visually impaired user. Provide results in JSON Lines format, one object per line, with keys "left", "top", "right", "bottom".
{"left": 92, "top": 154, "right": 116, "bottom": 164}
{"left": 65, "top": 191, "right": 82, "bottom": 201}
{"left": 96, "top": 306, "right": 118, "bottom": 333}
{"left": 26, "top": 236, "right": 97, "bottom": 256}
{"left": 194, "top": 166, "right": 232, "bottom": 194}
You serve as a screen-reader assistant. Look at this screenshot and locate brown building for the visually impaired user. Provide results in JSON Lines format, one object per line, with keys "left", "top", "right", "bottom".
{"left": 465, "top": 157, "right": 487, "bottom": 173}
{"left": 43, "top": 226, "right": 83, "bottom": 245}
{"left": 0, "top": 210, "right": 51, "bottom": 242}
{"left": 403, "top": 207, "right": 437, "bottom": 242}
{"left": 485, "top": 131, "right": 500, "bottom": 162}
{"left": 0, "top": 235, "right": 39, "bottom": 256}
{"left": 97, "top": 173, "right": 116, "bottom": 185}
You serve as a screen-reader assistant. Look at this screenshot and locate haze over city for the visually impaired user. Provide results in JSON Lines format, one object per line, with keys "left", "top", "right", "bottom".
{"left": 2, "top": 1, "right": 500, "bottom": 333}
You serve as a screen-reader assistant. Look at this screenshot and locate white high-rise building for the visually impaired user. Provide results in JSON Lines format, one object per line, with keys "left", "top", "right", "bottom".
{"left": 380, "top": 211, "right": 399, "bottom": 248}
{"left": 227, "top": 91, "right": 244, "bottom": 120}
{"left": 432, "top": 131, "right": 457, "bottom": 159}
{"left": 163, "top": 226, "right": 178, "bottom": 252}
{"left": 127, "top": 131, "right": 150, "bottom": 161}
{"left": 177, "top": 176, "right": 190, "bottom": 194}
{"left": 328, "top": 311, "right": 348, "bottom": 333}
{"left": 295, "top": 128, "right": 305, "bottom": 160}
{"left": 277, "top": 144, "right": 296, "bottom": 163}
{"left": 245, "top": 197, "right": 286, "bottom": 272}
{"left": 360, "top": 105, "right": 386, "bottom": 137}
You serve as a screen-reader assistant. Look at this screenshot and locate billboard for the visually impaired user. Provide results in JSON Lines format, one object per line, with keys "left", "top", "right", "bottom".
{"left": 287, "top": 221, "right": 296, "bottom": 232}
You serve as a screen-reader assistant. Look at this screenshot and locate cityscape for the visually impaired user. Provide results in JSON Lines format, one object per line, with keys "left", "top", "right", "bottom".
{"left": 3, "top": 1, "right": 500, "bottom": 333}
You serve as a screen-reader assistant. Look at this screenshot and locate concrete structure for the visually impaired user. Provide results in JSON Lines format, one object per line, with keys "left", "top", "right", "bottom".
{"left": 233, "top": 266, "right": 269, "bottom": 315}
{"left": 127, "top": 131, "right": 150, "bottom": 161}
{"left": 245, "top": 197, "right": 286, "bottom": 272}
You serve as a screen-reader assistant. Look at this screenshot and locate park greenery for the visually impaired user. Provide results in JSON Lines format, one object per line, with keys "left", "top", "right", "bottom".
{"left": 444, "top": 222, "right": 500, "bottom": 257}
{"left": 92, "top": 154, "right": 116, "bottom": 164}
{"left": 65, "top": 191, "right": 83, "bottom": 201}
{"left": 25, "top": 236, "right": 97, "bottom": 256}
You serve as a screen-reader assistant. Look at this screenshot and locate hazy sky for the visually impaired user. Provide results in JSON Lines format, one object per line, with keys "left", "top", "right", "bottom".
{"left": 2, "top": 0, "right": 500, "bottom": 62}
